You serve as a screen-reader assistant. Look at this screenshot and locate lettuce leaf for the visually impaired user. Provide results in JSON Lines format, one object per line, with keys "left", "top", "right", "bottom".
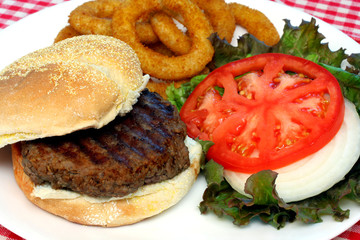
{"left": 166, "top": 75, "right": 207, "bottom": 111}
{"left": 209, "top": 18, "right": 347, "bottom": 69}
{"left": 272, "top": 19, "right": 347, "bottom": 66}
{"left": 319, "top": 61, "right": 360, "bottom": 114}
{"left": 348, "top": 53, "right": 360, "bottom": 71}
{"left": 200, "top": 160, "right": 355, "bottom": 229}
{"left": 199, "top": 164, "right": 296, "bottom": 229}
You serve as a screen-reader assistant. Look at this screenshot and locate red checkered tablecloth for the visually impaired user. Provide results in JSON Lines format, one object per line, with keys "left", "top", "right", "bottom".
{"left": 273, "top": 0, "right": 360, "bottom": 43}
{"left": 0, "top": 0, "right": 359, "bottom": 240}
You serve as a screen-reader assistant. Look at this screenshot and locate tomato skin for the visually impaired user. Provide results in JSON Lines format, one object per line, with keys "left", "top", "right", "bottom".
{"left": 180, "top": 53, "right": 345, "bottom": 173}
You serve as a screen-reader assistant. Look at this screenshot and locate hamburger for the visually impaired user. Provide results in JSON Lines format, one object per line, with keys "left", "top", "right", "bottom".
{"left": 0, "top": 35, "right": 202, "bottom": 227}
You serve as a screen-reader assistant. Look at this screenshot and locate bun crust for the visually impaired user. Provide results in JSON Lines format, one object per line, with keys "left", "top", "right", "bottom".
{"left": 12, "top": 140, "right": 201, "bottom": 227}
{"left": 0, "top": 35, "right": 148, "bottom": 148}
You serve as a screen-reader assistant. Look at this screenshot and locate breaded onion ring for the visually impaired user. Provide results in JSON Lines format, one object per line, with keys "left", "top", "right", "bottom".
{"left": 146, "top": 42, "right": 175, "bottom": 57}
{"left": 228, "top": 2, "right": 280, "bottom": 46}
{"left": 54, "top": 25, "right": 81, "bottom": 43}
{"left": 112, "top": 0, "right": 214, "bottom": 81}
{"left": 150, "top": 12, "right": 192, "bottom": 56}
{"left": 68, "top": 0, "right": 159, "bottom": 45}
{"left": 68, "top": 1, "right": 115, "bottom": 35}
{"left": 149, "top": 0, "right": 235, "bottom": 55}
{"left": 193, "top": 0, "right": 235, "bottom": 43}
{"left": 135, "top": 21, "right": 160, "bottom": 45}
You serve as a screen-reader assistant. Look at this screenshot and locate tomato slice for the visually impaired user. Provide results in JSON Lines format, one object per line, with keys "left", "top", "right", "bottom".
{"left": 180, "top": 53, "right": 345, "bottom": 173}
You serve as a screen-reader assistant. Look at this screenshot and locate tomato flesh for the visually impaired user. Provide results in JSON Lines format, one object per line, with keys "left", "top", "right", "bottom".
{"left": 180, "top": 53, "right": 345, "bottom": 173}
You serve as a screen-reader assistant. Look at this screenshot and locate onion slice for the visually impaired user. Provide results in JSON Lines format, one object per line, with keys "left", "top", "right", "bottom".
{"left": 224, "top": 99, "right": 360, "bottom": 203}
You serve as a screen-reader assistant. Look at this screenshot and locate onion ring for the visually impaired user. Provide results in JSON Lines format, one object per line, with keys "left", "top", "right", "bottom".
{"left": 68, "top": 1, "right": 115, "bottom": 35}
{"left": 68, "top": 0, "right": 159, "bottom": 45}
{"left": 150, "top": 12, "right": 192, "bottom": 56}
{"left": 112, "top": 0, "right": 214, "bottom": 81}
{"left": 228, "top": 2, "right": 280, "bottom": 46}
{"left": 54, "top": 25, "right": 81, "bottom": 43}
{"left": 149, "top": 0, "right": 235, "bottom": 55}
{"left": 193, "top": 0, "right": 235, "bottom": 43}
{"left": 135, "top": 21, "right": 159, "bottom": 45}
{"left": 146, "top": 42, "right": 175, "bottom": 57}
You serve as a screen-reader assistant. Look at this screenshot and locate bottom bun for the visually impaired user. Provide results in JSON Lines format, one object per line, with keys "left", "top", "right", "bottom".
{"left": 12, "top": 138, "right": 201, "bottom": 227}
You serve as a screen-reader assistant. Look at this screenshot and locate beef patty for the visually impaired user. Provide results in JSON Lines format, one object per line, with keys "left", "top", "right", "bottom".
{"left": 20, "top": 89, "right": 190, "bottom": 198}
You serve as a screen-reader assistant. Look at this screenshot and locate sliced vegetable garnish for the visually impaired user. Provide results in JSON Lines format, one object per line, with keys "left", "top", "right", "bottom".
{"left": 180, "top": 53, "right": 345, "bottom": 173}
{"left": 225, "top": 99, "right": 360, "bottom": 203}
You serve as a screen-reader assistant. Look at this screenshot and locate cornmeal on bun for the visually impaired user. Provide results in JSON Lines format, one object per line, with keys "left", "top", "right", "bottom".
{"left": 0, "top": 35, "right": 201, "bottom": 227}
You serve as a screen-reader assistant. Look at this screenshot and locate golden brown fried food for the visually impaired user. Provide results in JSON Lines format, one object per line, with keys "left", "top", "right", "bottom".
{"left": 150, "top": 12, "right": 192, "bottom": 56}
{"left": 100, "top": 0, "right": 160, "bottom": 44}
{"left": 149, "top": 0, "right": 235, "bottom": 55}
{"left": 58, "top": 0, "right": 280, "bottom": 83}
{"left": 54, "top": 25, "right": 81, "bottom": 43}
{"left": 135, "top": 21, "right": 160, "bottom": 44}
{"left": 193, "top": 0, "right": 236, "bottom": 43}
{"left": 112, "top": 0, "right": 214, "bottom": 81}
{"left": 146, "top": 42, "right": 175, "bottom": 56}
{"left": 68, "top": 0, "right": 159, "bottom": 45}
{"left": 228, "top": 2, "right": 280, "bottom": 46}
{"left": 68, "top": 1, "right": 115, "bottom": 35}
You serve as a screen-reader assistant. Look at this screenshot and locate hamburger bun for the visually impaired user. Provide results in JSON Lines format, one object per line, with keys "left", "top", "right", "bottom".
{"left": 0, "top": 35, "right": 149, "bottom": 148}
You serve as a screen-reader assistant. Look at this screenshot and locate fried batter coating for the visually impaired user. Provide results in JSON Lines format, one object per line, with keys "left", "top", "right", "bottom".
{"left": 193, "top": 0, "right": 236, "bottom": 43}
{"left": 229, "top": 2, "right": 280, "bottom": 46}
{"left": 112, "top": 0, "right": 214, "bottom": 81}
{"left": 150, "top": 12, "right": 192, "bottom": 56}
{"left": 54, "top": 25, "right": 81, "bottom": 43}
{"left": 68, "top": 0, "right": 159, "bottom": 45}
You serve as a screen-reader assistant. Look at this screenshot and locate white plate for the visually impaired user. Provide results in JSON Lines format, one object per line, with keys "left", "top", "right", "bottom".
{"left": 0, "top": 0, "right": 359, "bottom": 240}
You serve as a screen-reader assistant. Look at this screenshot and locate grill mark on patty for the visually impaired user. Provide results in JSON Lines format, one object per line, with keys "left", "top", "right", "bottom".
{"left": 94, "top": 133, "right": 133, "bottom": 167}
{"left": 77, "top": 137, "right": 113, "bottom": 165}
{"left": 132, "top": 107, "right": 172, "bottom": 138}
{"left": 115, "top": 125, "right": 150, "bottom": 157}
{"left": 115, "top": 124, "right": 165, "bottom": 155}
{"left": 20, "top": 89, "right": 190, "bottom": 198}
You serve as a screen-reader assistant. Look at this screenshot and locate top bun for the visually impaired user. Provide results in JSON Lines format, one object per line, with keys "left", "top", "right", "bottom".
{"left": 0, "top": 35, "right": 149, "bottom": 148}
